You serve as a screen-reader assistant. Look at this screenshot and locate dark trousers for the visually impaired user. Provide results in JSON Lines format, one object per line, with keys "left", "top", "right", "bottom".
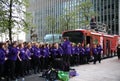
{"left": 24, "top": 60, "right": 31, "bottom": 74}
{"left": 0, "top": 64, "right": 4, "bottom": 78}
{"left": 33, "top": 57, "right": 41, "bottom": 73}
{"left": 93, "top": 54, "right": 97, "bottom": 64}
{"left": 63, "top": 54, "right": 70, "bottom": 66}
{"left": 19, "top": 60, "right": 25, "bottom": 77}
{"left": 43, "top": 57, "right": 49, "bottom": 70}
{"left": 86, "top": 54, "right": 90, "bottom": 63}
{"left": 93, "top": 54, "right": 101, "bottom": 64}
{"left": 8, "top": 60, "right": 16, "bottom": 79}
{"left": 98, "top": 54, "right": 101, "bottom": 63}
{"left": 75, "top": 54, "right": 80, "bottom": 65}
{"left": 117, "top": 52, "right": 120, "bottom": 59}
{"left": 4, "top": 60, "right": 9, "bottom": 77}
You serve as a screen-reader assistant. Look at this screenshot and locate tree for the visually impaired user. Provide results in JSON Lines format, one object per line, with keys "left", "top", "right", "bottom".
{"left": 75, "top": 0, "right": 96, "bottom": 28}
{"left": 45, "top": 16, "right": 56, "bottom": 34}
{"left": 59, "top": 10, "right": 78, "bottom": 32}
{"left": 45, "top": 15, "right": 57, "bottom": 43}
{"left": 59, "top": 0, "right": 96, "bottom": 31}
{"left": 0, "top": 0, "right": 32, "bottom": 43}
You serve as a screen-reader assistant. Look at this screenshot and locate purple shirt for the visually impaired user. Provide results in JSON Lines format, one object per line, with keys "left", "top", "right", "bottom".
{"left": 8, "top": 47, "right": 18, "bottom": 61}
{"left": 62, "top": 40, "right": 72, "bottom": 55}
{"left": 0, "top": 48, "right": 6, "bottom": 64}
{"left": 33, "top": 47, "right": 41, "bottom": 58}
{"left": 19, "top": 48, "right": 26, "bottom": 60}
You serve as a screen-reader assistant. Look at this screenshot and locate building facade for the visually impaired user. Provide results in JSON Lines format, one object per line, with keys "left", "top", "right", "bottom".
{"left": 26, "top": 0, "right": 69, "bottom": 42}
{"left": 26, "top": 0, "right": 120, "bottom": 42}
{"left": 92, "top": 0, "right": 119, "bottom": 35}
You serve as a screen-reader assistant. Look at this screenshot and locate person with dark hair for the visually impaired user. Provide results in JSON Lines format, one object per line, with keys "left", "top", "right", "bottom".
{"left": 24, "top": 43, "right": 32, "bottom": 75}
{"left": 97, "top": 44, "right": 102, "bottom": 63}
{"left": 117, "top": 44, "right": 120, "bottom": 59}
{"left": 62, "top": 37, "right": 72, "bottom": 66}
{"left": 17, "top": 43, "right": 26, "bottom": 77}
{"left": 41, "top": 44, "right": 49, "bottom": 71}
{"left": 7, "top": 41, "right": 19, "bottom": 80}
{"left": 92, "top": 44, "right": 98, "bottom": 64}
{"left": 71, "top": 43, "right": 76, "bottom": 66}
{"left": 85, "top": 44, "right": 91, "bottom": 64}
{"left": 0, "top": 42, "right": 7, "bottom": 80}
{"left": 79, "top": 44, "right": 85, "bottom": 64}
{"left": 32, "top": 43, "right": 41, "bottom": 74}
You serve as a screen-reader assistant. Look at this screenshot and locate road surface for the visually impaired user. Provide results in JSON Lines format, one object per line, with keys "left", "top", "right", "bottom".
{"left": 16, "top": 57, "right": 120, "bottom": 81}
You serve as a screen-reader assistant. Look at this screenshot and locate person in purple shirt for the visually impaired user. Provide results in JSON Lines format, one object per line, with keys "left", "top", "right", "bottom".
{"left": 71, "top": 43, "right": 77, "bottom": 66}
{"left": 17, "top": 43, "right": 26, "bottom": 77}
{"left": 41, "top": 44, "right": 50, "bottom": 70}
{"left": 76, "top": 43, "right": 81, "bottom": 65}
{"left": 85, "top": 44, "right": 91, "bottom": 64}
{"left": 7, "top": 41, "right": 19, "bottom": 80}
{"left": 97, "top": 44, "right": 102, "bottom": 63}
{"left": 92, "top": 44, "right": 98, "bottom": 64}
{"left": 62, "top": 37, "right": 72, "bottom": 66}
{"left": 24, "top": 43, "right": 32, "bottom": 75}
{"left": 33, "top": 43, "right": 41, "bottom": 74}
{"left": 79, "top": 43, "right": 85, "bottom": 64}
{"left": 0, "top": 42, "right": 7, "bottom": 80}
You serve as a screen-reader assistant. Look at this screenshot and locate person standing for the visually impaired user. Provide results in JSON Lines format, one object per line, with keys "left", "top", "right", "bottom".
{"left": 62, "top": 37, "right": 72, "bottom": 66}
{"left": 7, "top": 41, "right": 19, "bottom": 80}
{"left": 85, "top": 44, "right": 91, "bottom": 64}
{"left": 25, "top": 43, "right": 32, "bottom": 75}
{"left": 17, "top": 43, "right": 26, "bottom": 77}
{"left": 97, "top": 44, "right": 102, "bottom": 63}
{"left": 33, "top": 43, "right": 41, "bottom": 74}
{"left": 117, "top": 44, "right": 120, "bottom": 59}
{"left": 92, "top": 44, "right": 98, "bottom": 64}
{"left": 41, "top": 44, "right": 49, "bottom": 70}
{"left": 0, "top": 43, "right": 7, "bottom": 80}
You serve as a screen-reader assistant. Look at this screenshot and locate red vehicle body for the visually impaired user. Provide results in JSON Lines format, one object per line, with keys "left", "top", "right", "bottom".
{"left": 62, "top": 29, "right": 119, "bottom": 57}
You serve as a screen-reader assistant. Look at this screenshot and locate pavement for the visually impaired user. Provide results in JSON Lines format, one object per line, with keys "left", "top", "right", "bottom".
{"left": 70, "top": 57, "right": 120, "bottom": 81}
{"left": 16, "top": 56, "right": 120, "bottom": 81}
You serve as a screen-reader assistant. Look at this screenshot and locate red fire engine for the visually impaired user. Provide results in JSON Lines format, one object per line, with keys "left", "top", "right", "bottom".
{"left": 62, "top": 29, "right": 119, "bottom": 58}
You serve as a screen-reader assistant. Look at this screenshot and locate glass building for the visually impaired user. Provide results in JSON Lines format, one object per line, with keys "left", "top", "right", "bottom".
{"left": 26, "top": 0, "right": 120, "bottom": 42}
{"left": 92, "top": 0, "right": 119, "bottom": 34}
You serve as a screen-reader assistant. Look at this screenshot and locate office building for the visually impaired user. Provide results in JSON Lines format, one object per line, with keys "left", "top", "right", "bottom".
{"left": 26, "top": 0, "right": 120, "bottom": 41}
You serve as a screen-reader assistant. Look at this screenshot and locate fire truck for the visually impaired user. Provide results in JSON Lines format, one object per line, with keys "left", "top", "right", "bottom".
{"left": 62, "top": 29, "right": 120, "bottom": 58}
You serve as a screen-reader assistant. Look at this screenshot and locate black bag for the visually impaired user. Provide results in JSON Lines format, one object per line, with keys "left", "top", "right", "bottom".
{"left": 53, "top": 58, "right": 70, "bottom": 71}
{"left": 42, "top": 69, "right": 58, "bottom": 81}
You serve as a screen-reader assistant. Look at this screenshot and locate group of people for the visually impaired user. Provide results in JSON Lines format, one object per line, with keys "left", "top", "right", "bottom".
{"left": 0, "top": 38, "right": 103, "bottom": 80}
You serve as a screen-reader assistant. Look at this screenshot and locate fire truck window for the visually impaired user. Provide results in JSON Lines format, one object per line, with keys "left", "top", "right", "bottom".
{"left": 86, "top": 36, "right": 90, "bottom": 44}
{"left": 62, "top": 31, "right": 84, "bottom": 43}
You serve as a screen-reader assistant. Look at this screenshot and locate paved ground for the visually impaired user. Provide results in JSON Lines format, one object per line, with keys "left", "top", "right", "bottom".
{"left": 70, "top": 57, "right": 120, "bottom": 81}
{"left": 16, "top": 57, "right": 120, "bottom": 81}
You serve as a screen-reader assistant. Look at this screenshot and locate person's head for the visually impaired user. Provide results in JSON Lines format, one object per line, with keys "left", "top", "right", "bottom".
{"left": 0, "top": 42, "right": 5, "bottom": 49}
{"left": 35, "top": 43, "right": 40, "bottom": 48}
{"left": 18, "top": 43, "right": 24, "bottom": 48}
{"left": 26, "top": 42, "right": 31, "bottom": 49}
{"left": 77, "top": 43, "right": 81, "bottom": 47}
{"left": 63, "top": 37, "right": 69, "bottom": 41}
{"left": 86, "top": 44, "right": 90, "bottom": 47}
{"left": 55, "top": 43, "right": 59, "bottom": 48}
{"left": 72, "top": 43, "right": 76, "bottom": 47}
{"left": 12, "top": 41, "right": 18, "bottom": 47}
{"left": 93, "top": 44, "right": 97, "bottom": 48}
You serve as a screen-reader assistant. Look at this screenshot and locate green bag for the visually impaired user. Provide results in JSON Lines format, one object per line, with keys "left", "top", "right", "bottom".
{"left": 58, "top": 71, "right": 69, "bottom": 81}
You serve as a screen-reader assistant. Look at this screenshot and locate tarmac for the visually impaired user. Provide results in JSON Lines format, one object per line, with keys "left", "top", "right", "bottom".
{"left": 15, "top": 56, "right": 120, "bottom": 81}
